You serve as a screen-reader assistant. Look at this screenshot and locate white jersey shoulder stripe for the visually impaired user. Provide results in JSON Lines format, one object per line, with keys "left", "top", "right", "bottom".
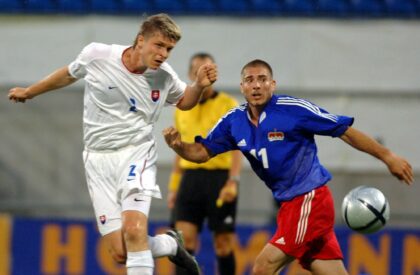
{"left": 276, "top": 97, "right": 338, "bottom": 123}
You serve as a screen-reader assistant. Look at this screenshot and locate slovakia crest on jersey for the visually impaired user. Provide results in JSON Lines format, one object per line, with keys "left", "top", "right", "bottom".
{"left": 268, "top": 131, "right": 284, "bottom": 141}
{"left": 99, "top": 215, "right": 106, "bottom": 224}
{"left": 151, "top": 90, "right": 160, "bottom": 102}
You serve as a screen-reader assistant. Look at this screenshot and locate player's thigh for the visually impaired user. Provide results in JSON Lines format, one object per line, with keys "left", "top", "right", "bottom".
{"left": 102, "top": 229, "right": 126, "bottom": 263}
{"left": 253, "top": 243, "right": 294, "bottom": 274}
{"left": 310, "top": 259, "right": 348, "bottom": 275}
{"left": 175, "top": 221, "right": 199, "bottom": 249}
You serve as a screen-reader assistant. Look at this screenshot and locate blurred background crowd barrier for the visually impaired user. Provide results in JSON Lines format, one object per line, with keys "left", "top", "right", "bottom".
{"left": 1, "top": 1, "right": 420, "bottom": 274}
{"left": 1, "top": 0, "right": 420, "bottom": 17}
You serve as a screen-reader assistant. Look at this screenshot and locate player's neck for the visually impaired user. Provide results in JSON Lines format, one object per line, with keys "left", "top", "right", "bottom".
{"left": 248, "top": 106, "right": 263, "bottom": 126}
{"left": 122, "top": 47, "right": 147, "bottom": 74}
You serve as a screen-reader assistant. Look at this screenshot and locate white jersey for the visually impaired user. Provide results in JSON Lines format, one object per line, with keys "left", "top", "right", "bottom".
{"left": 68, "top": 42, "right": 187, "bottom": 151}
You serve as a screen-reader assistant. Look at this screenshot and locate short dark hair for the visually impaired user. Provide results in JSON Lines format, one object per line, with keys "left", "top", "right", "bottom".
{"left": 241, "top": 59, "right": 273, "bottom": 78}
{"left": 189, "top": 52, "right": 215, "bottom": 73}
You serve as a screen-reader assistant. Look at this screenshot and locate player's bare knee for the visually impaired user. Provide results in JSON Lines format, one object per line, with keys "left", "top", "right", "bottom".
{"left": 252, "top": 262, "right": 268, "bottom": 275}
{"left": 122, "top": 222, "right": 148, "bottom": 244}
{"left": 252, "top": 255, "right": 276, "bottom": 275}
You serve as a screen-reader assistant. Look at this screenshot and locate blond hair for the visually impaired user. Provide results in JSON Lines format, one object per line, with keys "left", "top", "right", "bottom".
{"left": 133, "top": 13, "right": 181, "bottom": 46}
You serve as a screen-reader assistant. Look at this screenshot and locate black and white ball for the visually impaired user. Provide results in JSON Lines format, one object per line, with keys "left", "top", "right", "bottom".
{"left": 342, "top": 186, "right": 390, "bottom": 234}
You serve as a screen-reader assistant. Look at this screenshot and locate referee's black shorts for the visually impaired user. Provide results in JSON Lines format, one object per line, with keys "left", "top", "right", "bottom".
{"left": 173, "top": 169, "right": 237, "bottom": 233}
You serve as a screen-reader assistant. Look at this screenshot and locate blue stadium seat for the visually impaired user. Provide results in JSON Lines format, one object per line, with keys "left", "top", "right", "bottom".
{"left": 349, "top": 0, "right": 385, "bottom": 16}
{"left": 154, "top": 0, "right": 185, "bottom": 13}
{"left": 121, "top": 0, "right": 155, "bottom": 14}
{"left": 384, "top": 0, "right": 416, "bottom": 16}
{"left": 283, "top": 0, "right": 316, "bottom": 15}
{"left": 25, "top": 0, "right": 56, "bottom": 12}
{"left": 250, "top": 0, "right": 283, "bottom": 13}
{"left": 185, "top": 0, "right": 217, "bottom": 13}
{"left": 415, "top": 0, "right": 420, "bottom": 15}
{"left": 91, "top": 0, "right": 121, "bottom": 13}
{"left": 0, "top": 0, "right": 23, "bottom": 12}
{"left": 317, "top": 0, "right": 350, "bottom": 15}
{"left": 57, "top": 0, "right": 88, "bottom": 13}
{"left": 218, "top": 0, "right": 250, "bottom": 13}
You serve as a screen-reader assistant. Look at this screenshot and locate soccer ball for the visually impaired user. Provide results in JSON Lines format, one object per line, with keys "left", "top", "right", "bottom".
{"left": 341, "top": 186, "right": 390, "bottom": 234}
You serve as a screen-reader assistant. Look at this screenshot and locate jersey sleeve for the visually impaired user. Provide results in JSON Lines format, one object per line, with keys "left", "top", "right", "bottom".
{"left": 194, "top": 112, "right": 237, "bottom": 156}
{"left": 163, "top": 63, "right": 187, "bottom": 106}
{"left": 290, "top": 98, "right": 354, "bottom": 137}
{"left": 68, "top": 42, "right": 109, "bottom": 79}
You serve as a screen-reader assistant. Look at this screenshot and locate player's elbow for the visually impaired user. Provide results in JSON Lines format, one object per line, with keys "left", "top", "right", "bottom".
{"left": 194, "top": 157, "right": 209, "bottom": 164}
{"left": 177, "top": 102, "right": 194, "bottom": 111}
{"left": 189, "top": 153, "right": 211, "bottom": 164}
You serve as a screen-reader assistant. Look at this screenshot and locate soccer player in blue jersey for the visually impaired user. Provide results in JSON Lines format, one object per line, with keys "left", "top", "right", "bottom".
{"left": 163, "top": 59, "right": 414, "bottom": 274}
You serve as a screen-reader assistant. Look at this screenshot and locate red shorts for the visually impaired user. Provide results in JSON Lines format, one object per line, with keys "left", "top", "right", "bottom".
{"left": 269, "top": 185, "right": 343, "bottom": 270}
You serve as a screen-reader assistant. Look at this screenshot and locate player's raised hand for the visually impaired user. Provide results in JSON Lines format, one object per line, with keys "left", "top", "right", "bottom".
{"left": 196, "top": 63, "right": 217, "bottom": 88}
{"left": 8, "top": 87, "right": 32, "bottom": 103}
{"left": 384, "top": 152, "right": 414, "bottom": 185}
{"left": 163, "top": 126, "right": 182, "bottom": 149}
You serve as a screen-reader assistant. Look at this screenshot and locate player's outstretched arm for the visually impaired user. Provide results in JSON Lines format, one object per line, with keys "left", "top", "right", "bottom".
{"left": 163, "top": 126, "right": 212, "bottom": 163}
{"left": 340, "top": 127, "right": 414, "bottom": 185}
{"left": 8, "top": 66, "right": 78, "bottom": 103}
{"left": 177, "top": 64, "right": 218, "bottom": 110}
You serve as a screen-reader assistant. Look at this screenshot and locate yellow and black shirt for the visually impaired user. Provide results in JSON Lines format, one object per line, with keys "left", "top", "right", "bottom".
{"left": 175, "top": 91, "right": 239, "bottom": 170}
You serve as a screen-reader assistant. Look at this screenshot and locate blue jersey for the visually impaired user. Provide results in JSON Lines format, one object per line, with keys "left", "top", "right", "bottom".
{"left": 196, "top": 95, "right": 354, "bottom": 202}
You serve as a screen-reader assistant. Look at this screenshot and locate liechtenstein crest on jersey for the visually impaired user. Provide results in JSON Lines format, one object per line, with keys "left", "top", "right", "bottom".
{"left": 268, "top": 130, "right": 284, "bottom": 141}
{"left": 151, "top": 90, "right": 160, "bottom": 102}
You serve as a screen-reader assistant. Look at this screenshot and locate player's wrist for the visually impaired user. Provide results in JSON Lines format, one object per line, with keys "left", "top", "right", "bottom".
{"left": 228, "top": 175, "right": 240, "bottom": 184}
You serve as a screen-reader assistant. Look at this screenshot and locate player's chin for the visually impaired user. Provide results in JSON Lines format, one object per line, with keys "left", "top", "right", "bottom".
{"left": 150, "top": 61, "right": 163, "bottom": 70}
{"left": 149, "top": 64, "right": 160, "bottom": 70}
{"left": 249, "top": 99, "right": 264, "bottom": 107}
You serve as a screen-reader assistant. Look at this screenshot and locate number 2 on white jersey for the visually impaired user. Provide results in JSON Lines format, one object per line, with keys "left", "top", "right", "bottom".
{"left": 250, "top": 148, "right": 269, "bottom": 168}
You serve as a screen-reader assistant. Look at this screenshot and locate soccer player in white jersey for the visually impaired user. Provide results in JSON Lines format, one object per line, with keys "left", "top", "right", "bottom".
{"left": 8, "top": 13, "right": 217, "bottom": 275}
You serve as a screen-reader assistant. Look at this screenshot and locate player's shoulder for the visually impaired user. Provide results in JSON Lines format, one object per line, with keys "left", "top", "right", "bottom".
{"left": 158, "top": 62, "right": 178, "bottom": 77}
{"left": 274, "top": 94, "right": 315, "bottom": 110}
{"left": 222, "top": 103, "right": 246, "bottom": 121}
{"left": 80, "top": 42, "right": 113, "bottom": 60}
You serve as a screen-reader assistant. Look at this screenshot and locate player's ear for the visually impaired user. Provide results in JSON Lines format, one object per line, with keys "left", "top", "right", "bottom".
{"left": 136, "top": 35, "right": 145, "bottom": 49}
{"left": 271, "top": 79, "right": 276, "bottom": 92}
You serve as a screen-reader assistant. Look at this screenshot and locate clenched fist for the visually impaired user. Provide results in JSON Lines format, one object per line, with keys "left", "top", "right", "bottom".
{"left": 196, "top": 64, "right": 218, "bottom": 89}
{"left": 8, "top": 87, "right": 32, "bottom": 103}
{"left": 162, "top": 126, "right": 182, "bottom": 149}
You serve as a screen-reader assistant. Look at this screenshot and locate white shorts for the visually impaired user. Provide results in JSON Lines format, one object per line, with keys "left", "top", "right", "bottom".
{"left": 83, "top": 140, "right": 161, "bottom": 235}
